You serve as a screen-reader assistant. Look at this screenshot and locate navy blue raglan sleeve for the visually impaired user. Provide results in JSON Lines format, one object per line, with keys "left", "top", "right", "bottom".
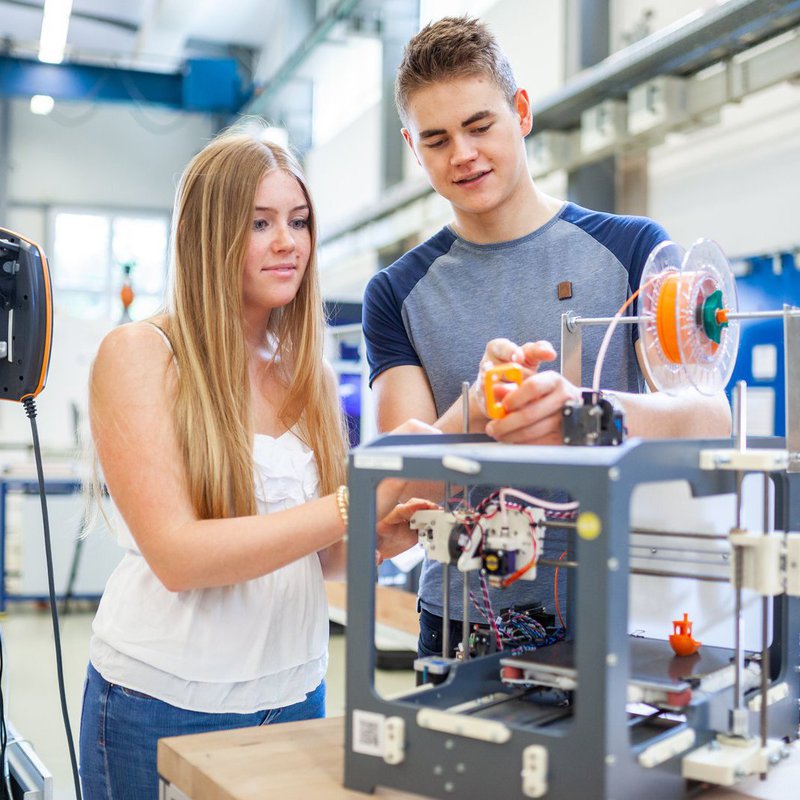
{"left": 561, "top": 204, "right": 670, "bottom": 299}
{"left": 362, "top": 270, "right": 422, "bottom": 386}
{"left": 625, "top": 218, "right": 671, "bottom": 298}
{"left": 624, "top": 218, "right": 670, "bottom": 341}
{"left": 561, "top": 204, "right": 671, "bottom": 343}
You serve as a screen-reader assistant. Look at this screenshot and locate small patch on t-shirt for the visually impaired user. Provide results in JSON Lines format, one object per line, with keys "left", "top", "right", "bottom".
{"left": 557, "top": 280, "right": 573, "bottom": 300}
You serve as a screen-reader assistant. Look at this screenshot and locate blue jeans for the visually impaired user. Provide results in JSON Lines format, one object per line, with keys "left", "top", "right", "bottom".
{"left": 417, "top": 608, "right": 463, "bottom": 659}
{"left": 79, "top": 662, "right": 325, "bottom": 800}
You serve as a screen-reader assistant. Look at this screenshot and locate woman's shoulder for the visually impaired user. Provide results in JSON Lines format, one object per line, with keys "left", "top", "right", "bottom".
{"left": 93, "top": 317, "right": 176, "bottom": 392}
{"left": 96, "top": 317, "right": 173, "bottom": 362}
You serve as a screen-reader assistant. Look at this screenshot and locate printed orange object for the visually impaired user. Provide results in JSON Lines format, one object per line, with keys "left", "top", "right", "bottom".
{"left": 669, "top": 612, "right": 701, "bottom": 657}
{"left": 484, "top": 363, "right": 523, "bottom": 419}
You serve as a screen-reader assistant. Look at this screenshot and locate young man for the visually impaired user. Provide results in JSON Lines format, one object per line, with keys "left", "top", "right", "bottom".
{"left": 362, "top": 16, "right": 731, "bottom": 658}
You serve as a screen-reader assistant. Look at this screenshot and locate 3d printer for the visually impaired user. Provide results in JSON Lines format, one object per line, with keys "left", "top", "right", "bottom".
{"left": 343, "top": 239, "right": 800, "bottom": 799}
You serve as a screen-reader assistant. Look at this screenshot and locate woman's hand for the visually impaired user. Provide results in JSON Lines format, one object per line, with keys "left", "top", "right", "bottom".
{"left": 368, "top": 418, "right": 440, "bottom": 560}
{"left": 376, "top": 497, "right": 440, "bottom": 561}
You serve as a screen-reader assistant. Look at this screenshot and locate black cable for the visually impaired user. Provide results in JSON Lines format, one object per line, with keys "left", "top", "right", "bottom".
{"left": 22, "top": 397, "right": 83, "bottom": 800}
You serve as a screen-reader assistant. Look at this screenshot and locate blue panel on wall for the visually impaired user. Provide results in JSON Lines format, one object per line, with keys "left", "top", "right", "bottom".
{"left": 726, "top": 252, "right": 799, "bottom": 436}
{"left": 0, "top": 55, "right": 245, "bottom": 113}
{"left": 0, "top": 55, "right": 184, "bottom": 107}
{"left": 182, "top": 58, "right": 241, "bottom": 112}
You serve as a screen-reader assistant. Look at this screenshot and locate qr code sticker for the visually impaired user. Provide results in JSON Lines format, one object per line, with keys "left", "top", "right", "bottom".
{"left": 352, "top": 709, "right": 385, "bottom": 757}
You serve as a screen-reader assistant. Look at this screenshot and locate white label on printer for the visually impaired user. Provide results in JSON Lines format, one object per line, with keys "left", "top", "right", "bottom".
{"left": 352, "top": 709, "right": 386, "bottom": 757}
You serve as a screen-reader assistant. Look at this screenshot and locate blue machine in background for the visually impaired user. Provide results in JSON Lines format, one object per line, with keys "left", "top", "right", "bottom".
{"left": 327, "top": 302, "right": 364, "bottom": 448}
{"left": 727, "top": 249, "right": 799, "bottom": 436}
{"left": 339, "top": 371, "right": 362, "bottom": 448}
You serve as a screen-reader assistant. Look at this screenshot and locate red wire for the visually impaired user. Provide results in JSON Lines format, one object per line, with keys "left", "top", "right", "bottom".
{"left": 501, "top": 528, "right": 538, "bottom": 588}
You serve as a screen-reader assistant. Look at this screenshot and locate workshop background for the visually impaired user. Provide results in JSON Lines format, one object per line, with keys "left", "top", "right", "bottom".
{"left": 0, "top": 1, "right": 799, "bottom": 797}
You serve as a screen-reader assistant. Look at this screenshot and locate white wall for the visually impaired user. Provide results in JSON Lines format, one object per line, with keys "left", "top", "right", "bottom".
{"left": 306, "top": 102, "right": 382, "bottom": 237}
{"left": 611, "top": 1, "right": 718, "bottom": 52}
{"left": 310, "top": 0, "right": 800, "bottom": 290}
{"left": 8, "top": 97, "right": 214, "bottom": 217}
{"left": 2, "top": 99, "right": 216, "bottom": 453}
{"left": 649, "top": 82, "right": 800, "bottom": 257}
{"left": 483, "top": 0, "right": 565, "bottom": 104}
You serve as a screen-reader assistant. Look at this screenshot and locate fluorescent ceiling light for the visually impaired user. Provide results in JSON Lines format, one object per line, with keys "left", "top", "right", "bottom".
{"left": 38, "top": 0, "right": 73, "bottom": 65}
{"left": 30, "top": 95, "right": 55, "bottom": 115}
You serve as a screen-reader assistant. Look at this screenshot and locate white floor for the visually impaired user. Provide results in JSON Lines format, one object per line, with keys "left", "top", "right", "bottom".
{"left": 1, "top": 604, "right": 416, "bottom": 800}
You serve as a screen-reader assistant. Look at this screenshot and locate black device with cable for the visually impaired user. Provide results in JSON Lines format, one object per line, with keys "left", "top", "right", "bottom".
{"left": 0, "top": 227, "right": 83, "bottom": 800}
{"left": 0, "top": 230, "right": 52, "bottom": 402}
{"left": 562, "top": 390, "right": 626, "bottom": 446}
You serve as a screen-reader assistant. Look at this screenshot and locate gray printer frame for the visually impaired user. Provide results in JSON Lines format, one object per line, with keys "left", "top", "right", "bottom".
{"left": 343, "top": 435, "right": 800, "bottom": 800}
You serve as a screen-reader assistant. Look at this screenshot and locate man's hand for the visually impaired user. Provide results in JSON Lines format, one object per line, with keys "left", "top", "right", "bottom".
{"left": 472, "top": 339, "right": 558, "bottom": 415}
{"left": 485, "top": 369, "right": 581, "bottom": 445}
{"left": 473, "top": 338, "right": 579, "bottom": 445}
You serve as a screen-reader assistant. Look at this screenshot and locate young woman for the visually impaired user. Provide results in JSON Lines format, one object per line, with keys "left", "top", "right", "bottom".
{"left": 79, "top": 125, "right": 433, "bottom": 799}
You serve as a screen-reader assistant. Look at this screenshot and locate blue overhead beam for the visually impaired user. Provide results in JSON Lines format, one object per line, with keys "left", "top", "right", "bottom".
{"left": 0, "top": 55, "right": 249, "bottom": 113}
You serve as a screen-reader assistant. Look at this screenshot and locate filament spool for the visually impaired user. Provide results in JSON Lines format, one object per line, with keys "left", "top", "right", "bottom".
{"left": 639, "top": 241, "right": 687, "bottom": 395}
{"left": 638, "top": 239, "right": 739, "bottom": 396}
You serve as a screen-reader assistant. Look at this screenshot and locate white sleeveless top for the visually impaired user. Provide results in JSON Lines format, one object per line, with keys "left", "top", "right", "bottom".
{"left": 90, "top": 326, "right": 328, "bottom": 713}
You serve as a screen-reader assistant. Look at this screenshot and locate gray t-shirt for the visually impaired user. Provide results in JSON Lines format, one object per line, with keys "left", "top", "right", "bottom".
{"left": 363, "top": 202, "right": 669, "bottom": 621}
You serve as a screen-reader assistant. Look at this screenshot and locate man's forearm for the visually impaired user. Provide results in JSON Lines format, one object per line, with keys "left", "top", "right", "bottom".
{"left": 611, "top": 390, "right": 732, "bottom": 439}
{"left": 434, "top": 384, "right": 488, "bottom": 435}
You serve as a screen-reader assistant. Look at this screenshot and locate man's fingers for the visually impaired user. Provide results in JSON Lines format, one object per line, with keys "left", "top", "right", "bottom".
{"left": 485, "top": 338, "right": 524, "bottom": 364}
{"left": 487, "top": 412, "right": 564, "bottom": 445}
{"left": 503, "top": 370, "right": 564, "bottom": 412}
{"left": 521, "top": 340, "right": 557, "bottom": 366}
{"left": 487, "top": 391, "right": 565, "bottom": 439}
{"left": 486, "top": 371, "right": 580, "bottom": 441}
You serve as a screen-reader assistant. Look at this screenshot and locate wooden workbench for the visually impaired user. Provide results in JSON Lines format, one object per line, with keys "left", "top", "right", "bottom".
{"left": 158, "top": 716, "right": 421, "bottom": 800}
{"left": 158, "top": 714, "right": 797, "bottom": 800}
{"left": 325, "top": 582, "right": 419, "bottom": 639}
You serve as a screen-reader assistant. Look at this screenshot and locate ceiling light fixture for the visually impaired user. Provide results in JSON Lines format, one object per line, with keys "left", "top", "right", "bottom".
{"left": 38, "top": 0, "right": 74, "bottom": 65}
{"left": 30, "top": 95, "right": 56, "bottom": 115}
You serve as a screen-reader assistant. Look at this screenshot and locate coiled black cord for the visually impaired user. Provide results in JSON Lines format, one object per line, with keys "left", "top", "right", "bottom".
{"left": 22, "top": 397, "right": 83, "bottom": 800}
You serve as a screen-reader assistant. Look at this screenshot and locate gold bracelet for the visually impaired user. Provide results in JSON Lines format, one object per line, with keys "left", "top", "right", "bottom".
{"left": 335, "top": 484, "right": 349, "bottom": 531}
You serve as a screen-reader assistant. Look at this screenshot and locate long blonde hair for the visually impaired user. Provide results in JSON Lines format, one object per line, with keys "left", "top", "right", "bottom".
{"left": 165, "top": 124, "right": 347, "bottom": 519}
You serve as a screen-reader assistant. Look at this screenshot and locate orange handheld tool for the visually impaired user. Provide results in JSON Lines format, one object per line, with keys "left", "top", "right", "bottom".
{"left": 483, "top": 363, "right": 524, "bottom": 419}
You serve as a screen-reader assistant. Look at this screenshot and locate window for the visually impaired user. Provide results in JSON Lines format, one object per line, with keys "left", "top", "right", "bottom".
{"left": 50, "top": 209, "right": 169, "bottom": 321}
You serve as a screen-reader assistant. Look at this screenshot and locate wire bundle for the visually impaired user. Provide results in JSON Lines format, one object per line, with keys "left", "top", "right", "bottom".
{"left": 451, "top": 486, "right": 578, "bottom": 657}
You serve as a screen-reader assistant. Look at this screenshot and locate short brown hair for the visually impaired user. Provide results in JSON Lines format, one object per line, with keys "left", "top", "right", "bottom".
{"left": 395, "top": 16, "right": 517, "bottom": 123}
